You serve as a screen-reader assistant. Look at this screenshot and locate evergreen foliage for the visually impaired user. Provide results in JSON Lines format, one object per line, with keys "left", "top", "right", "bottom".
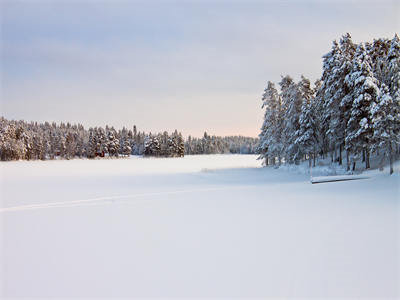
{"left": 185, "top": 133, "right": 258, "bottom": 155}
{"left": 258, "top": 33, "right": 400, "bottom": 173}
{"left": 0, "top": 118, "right": 257, "bottom": 160}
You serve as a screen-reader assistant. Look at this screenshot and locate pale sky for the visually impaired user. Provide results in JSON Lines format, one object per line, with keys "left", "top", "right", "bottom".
{"left": 1, "top": 0, "right": 399, "bottom": 137}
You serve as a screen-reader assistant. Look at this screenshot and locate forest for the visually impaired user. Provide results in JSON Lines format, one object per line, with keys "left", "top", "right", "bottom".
{"left": 0, "top": 117, "right": 258, "bottom": 161}
{"left": 258, "top": 33, "right": 400, "bottom": 174}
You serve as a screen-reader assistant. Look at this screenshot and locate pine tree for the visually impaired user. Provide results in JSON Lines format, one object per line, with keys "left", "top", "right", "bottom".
{"left": 386, "top": 34, "right": 400, "bottom": 161}
{"left": 338, "top": 33, "right": 357, "bottom": 169}
{"left": 280, "top": 75, "right": 302, "bottom": 163}
{"left": 345, "top": 43, "right": 379, "bottom": 169}
{"left": 119, "top": 128, "right": 132, "bottom": 157}
{"left": 144, "top": 135, "right": 161, "bottom": 156}
{"left": 0, "top": 120, "right": 26, "bottom": 161}
{"left": 295, "top": 76, "right": 318, "bottom": 166}
{"left": 87, "top": 128, "right": 97, "bottom": 158}
{"left": 320, "top": 40, "right": 341, "bottom": 158}
{"left": 368, "top": 38, "right": 391, "bottom": 83}
{"left": 106, "top": 127, "right": 120, "bottom": 157}
{"left": 32, "top": 133, "right": 43, "bottom": 160}
{"left": 258, "top": 81, "right": 281, "bottom": 165}
{"left": 177, "top": 133, "right": 185, "bottom": 157}
{"left": 97, "top": 127, "right": 107, "bottom": 156}
{"left": 371, "top": 83, "right": 400, "bottom": 174}
{"left": 65, "top": 132, "right": 76, "bottom": 159}
{"left": 386, "top": 35, "right": 400, "bottom": 122}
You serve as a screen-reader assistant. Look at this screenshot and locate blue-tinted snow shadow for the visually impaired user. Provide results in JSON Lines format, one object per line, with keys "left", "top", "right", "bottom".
{"left": 194, "top": 166, "right": 309, "bottom": 185}
{"left": 89, "top": 166, "right": 310, "bottom": 189}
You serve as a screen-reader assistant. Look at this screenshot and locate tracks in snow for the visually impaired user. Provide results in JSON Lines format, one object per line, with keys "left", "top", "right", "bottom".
{"left": 0, "top": 185, "right": 253, "bottom": 213}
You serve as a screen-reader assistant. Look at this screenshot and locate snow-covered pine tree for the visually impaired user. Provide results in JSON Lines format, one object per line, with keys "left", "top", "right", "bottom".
{"left": 202, "top": 132, "right": 210, "bottom": 154}
{"left": 280, "top": 75, "right": 302, "bottom": 163}
{"left": 345, "top": 43, "right": 379, "bottom": 170}
{"left": 32, "top": 133, "right": 43, "bottom": 160}
{"left": 97, "top": 127, "right": 107, "bottom": 157}
{"left": 320, "top": 40, "right": 341, "bottom": 159}
{"left": 87, "top": 128, "right": 97, "bottom": 158}
{"left": 0, "top": 120, "right": 26, "bottom": 161}
{"left": 144, "top": 135, "right": 161, "bottom": 156}
{"left": 22, "top": 131, "right": 33, "bottom": 160}
{"left": 338, "top": 33, "right": 357, "bottom": 169}
{"left": 386, "top": 35, "right": 400, "bottom": 142}
{"left": 75, "top": 125, "right": 87, "bottom": 158}
{"left": 386, "top": 34, "right": 400, "bottom": 159}
{"left": 166, "top": 130, "right": 184, "bottom": 157}
{"left": 312, "top": 79, "right": 325, "bottom": 159}
{"left": 57, "top": 133, "right": 66, "bottom": 158}
{"left": 167, "top": 136, "right": 177, "bottom": 157}
{"left": 258, "top": 81, "right": 281, "bottom": 165}
{"left": 371, "top": 83, "right": 400, "bottom": 174}
{"left": 332, "top": 35, "right": 356, "bottom": 164}
{"left": 65, "top": 131, "right": 76, "bottom": 159}
{"left": 279, "top": 75, "right": 293, "bottom": 162}
{"left": 294, "top": 76, "right": 318, "bottom": 166}
{"left": 386, "top": 34, "right": 400, "bottom": 88}
{"left": 313, "top": 78, "right": 331, "bottom": 160}
{"left": 119, "top": 128, "right": 132, "bottom": 157}
{"left": 160, "top": 131, "right": 170, "bottom": 156}
{"left": 106, "top": 127, "right": 120, "bottom": 157}
{"left": 177, "top": 132, "right": 185, "bottom": 157}
{"left": 368, "top": 38, "right": 391, "bottom": 84}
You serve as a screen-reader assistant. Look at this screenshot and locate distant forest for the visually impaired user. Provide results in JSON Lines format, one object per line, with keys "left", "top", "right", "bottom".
{"left": 258, "top": 33, "right": 400, "bottom": 174}
{"left": 0, "top": 117, "right": 258, "bottom": 161}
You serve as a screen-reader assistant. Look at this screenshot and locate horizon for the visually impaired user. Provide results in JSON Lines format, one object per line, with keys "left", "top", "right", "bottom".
{"left": 1, "top": 0, "right": 399, "bottom": 138}
{"left": 0, "top": 115, "right": 260, "bottom": 139}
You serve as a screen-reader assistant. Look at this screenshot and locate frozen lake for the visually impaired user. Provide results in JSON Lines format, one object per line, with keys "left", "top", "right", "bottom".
{"left": 1, "top": 155, "right": 399, "bottom": 298}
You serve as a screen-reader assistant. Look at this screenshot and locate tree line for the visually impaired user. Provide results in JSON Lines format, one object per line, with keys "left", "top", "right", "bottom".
{"left": 185, "top": 132, "right": 258, "bottom": 155}
{"left": 258, "top": 33, "right": 400, "bottom": 174}
{"left": 0, "top": 117, "right": 258, "bottom": 161}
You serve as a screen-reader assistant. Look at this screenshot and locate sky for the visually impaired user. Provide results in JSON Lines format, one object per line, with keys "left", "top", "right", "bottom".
{"left": 1, "top": 0, "right": 399, "bottom": 137}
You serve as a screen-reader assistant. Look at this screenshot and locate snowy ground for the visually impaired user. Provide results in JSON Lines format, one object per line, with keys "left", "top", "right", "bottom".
{"left": 1, "top": 155, "right": 399, "bottom": 298}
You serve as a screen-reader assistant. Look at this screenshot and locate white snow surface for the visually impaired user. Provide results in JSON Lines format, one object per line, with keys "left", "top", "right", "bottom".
{"left": 1, "top": 154, "right": 399, "bottom": 298}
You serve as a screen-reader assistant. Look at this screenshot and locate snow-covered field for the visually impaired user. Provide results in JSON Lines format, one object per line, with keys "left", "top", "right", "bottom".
{"left": 1, "top": 155, "right": 399, "bottom": 298}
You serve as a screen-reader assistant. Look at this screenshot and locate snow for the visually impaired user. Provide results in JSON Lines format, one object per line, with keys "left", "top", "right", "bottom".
{"left": 279, "top": 160, "right": 349, "bottom": 177}
{"left": 1, "top": 155, "right": 399, "bottom": 298}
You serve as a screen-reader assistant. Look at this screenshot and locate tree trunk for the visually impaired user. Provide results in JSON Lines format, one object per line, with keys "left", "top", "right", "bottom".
{"left": 365, "top": 148, "right": 370, "bottom": 169}
{"left": 389, "top": 144, "right": 394, "bottom": 175}
{"left": 339, "top": 144, "right": 343, "bottom": 165}
{"left": 390, "top": 155, "right": 393, "bottom": 175}
{"left": 352, "top": 161, "right": 356, "bottom": 172}
{"left": 313, "top": 152, "right": 316, "bottom": 167}
{"left": 334, "top": 147, "right": 337, "bottom": 163}
{"left": 346, "top": 150, "right": 350, "bottom": 171}
{"left": 362, "top": 149, "right": 365, "bottom": 163}
{"left": 379, "top": 153, "right": 385, "bottom": 171}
